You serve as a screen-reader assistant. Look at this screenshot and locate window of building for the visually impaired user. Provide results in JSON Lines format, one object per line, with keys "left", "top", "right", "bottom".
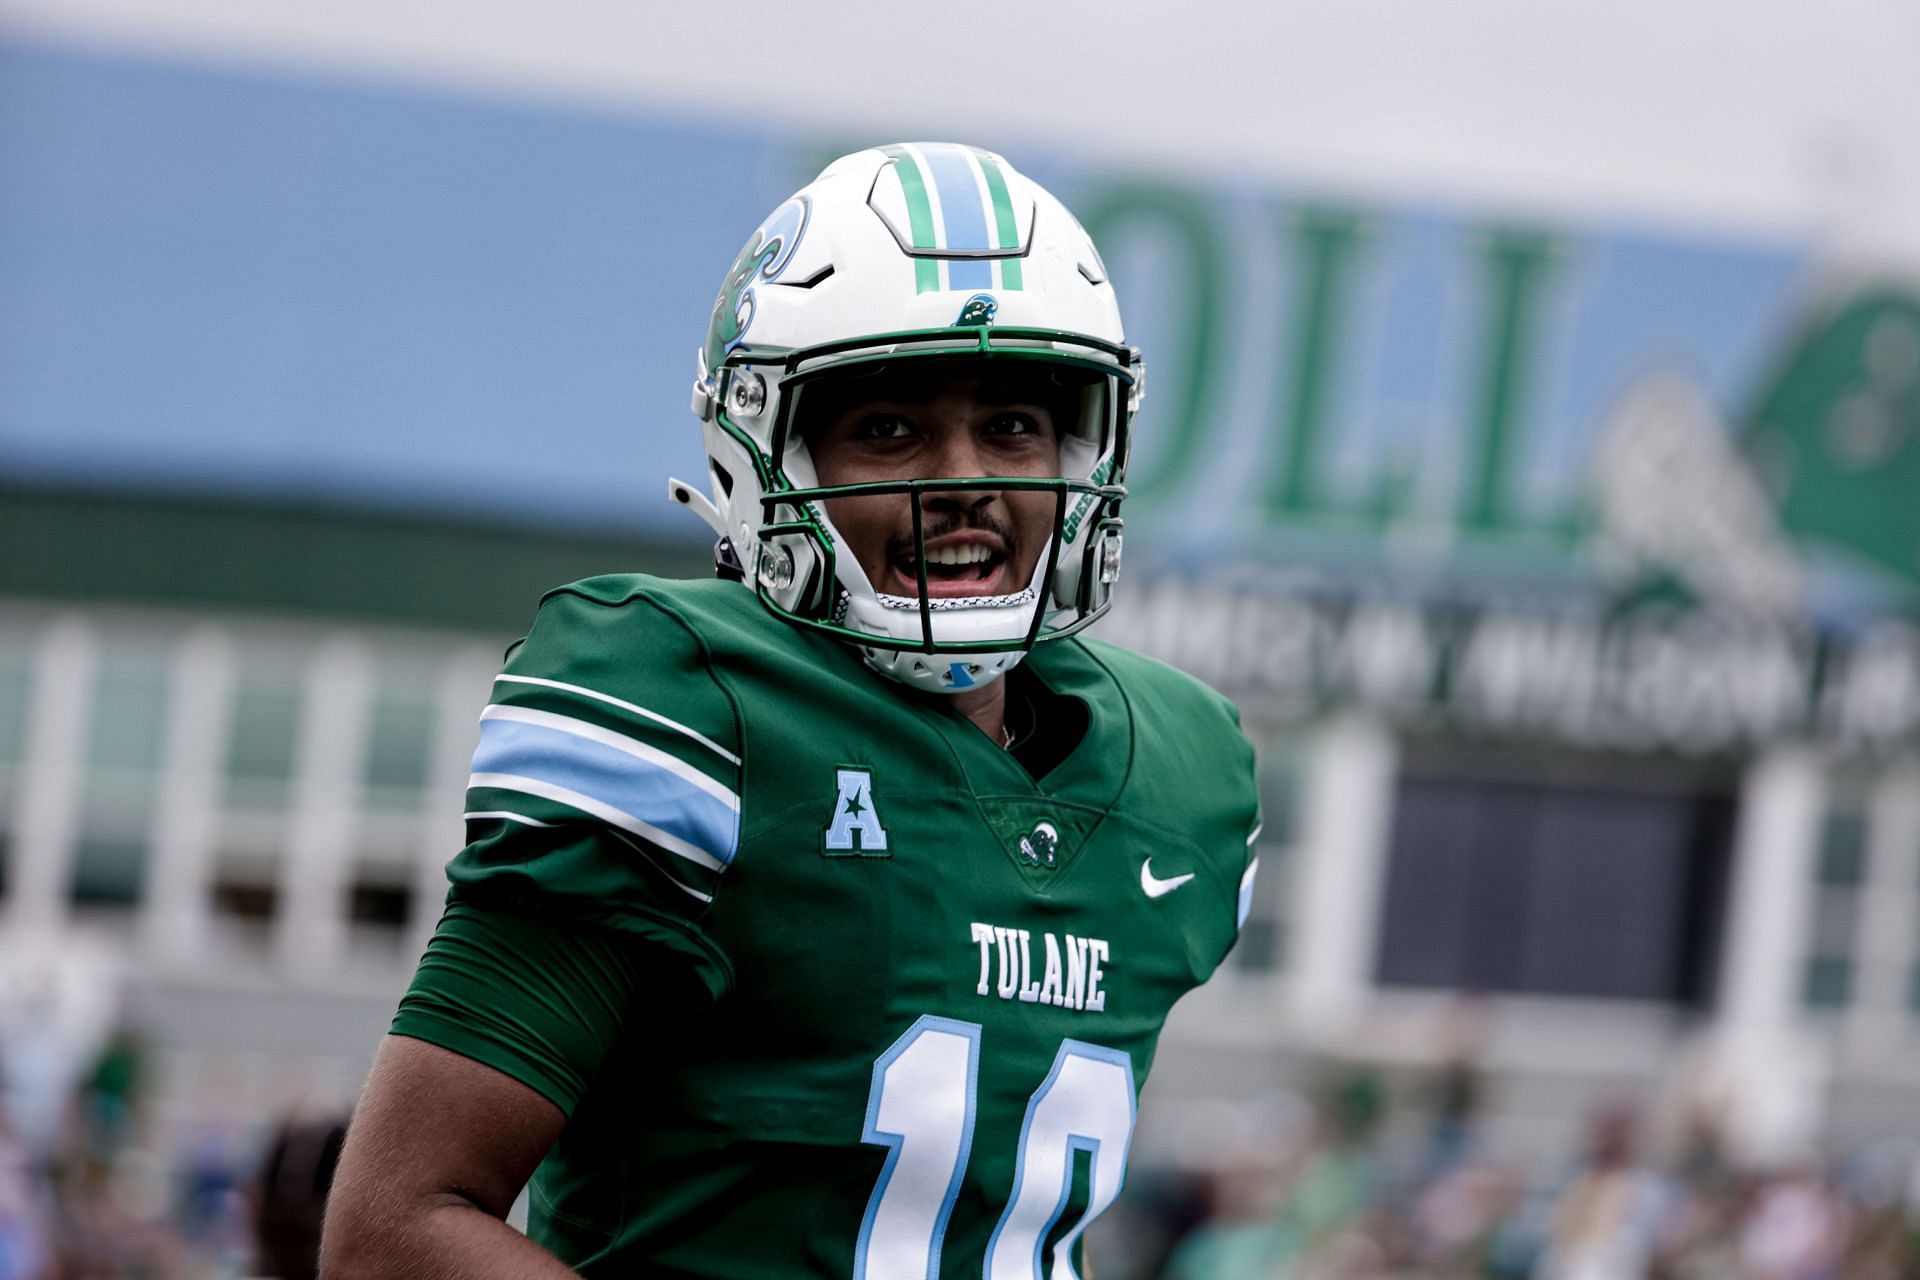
{"left": 1907, "top": 828, "right": 1920, "bottom": 1019}
{"left": 344, "top": 864, "right": 417, "bottom": 964}
{"left": 224, "top": 681, "right": 302, "bottom": 806}
{"left": 1375, "top": 748, "right": 1736, "bottom": 1003}
{"left": 70, "top": 655, "right": 170, "bottom": 907}
{"left": 362, "top": 687, "right": 436, "bottom": 806}
{"left": 1231, "top": 731, "right": 1300, "bottom": 973}
{"left": 0, "top": 653, "right": 29, "bottom": 899}
{"left": 210, "top": 863, "right": 280, "bottom": 953}
{"left": 349, "top": 878, "right": 411, "bottom": 928}
{"left": 208, "top": 652, "right": 310, "bottom": 949}
{"left": 1801, "top": 799, "right": 1870, "bottom": 1011}
{"left": 0, "top": 658, "right": 27, "bottom": 764}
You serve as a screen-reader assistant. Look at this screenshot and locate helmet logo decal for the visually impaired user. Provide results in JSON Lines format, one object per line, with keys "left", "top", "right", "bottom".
{"left": 704, "top": 195, "right": 810, "bottom": 375}
{"left": 954, "top": 294, "right": 997, "bottom": 327}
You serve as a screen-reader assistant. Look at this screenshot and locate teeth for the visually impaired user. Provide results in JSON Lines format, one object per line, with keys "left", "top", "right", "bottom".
{"left": 924, "top": 544, "right": 993, "bottom": 566}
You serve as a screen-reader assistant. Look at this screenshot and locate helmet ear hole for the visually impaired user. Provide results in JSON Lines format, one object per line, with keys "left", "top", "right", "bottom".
{"left": 710, "top": 462, "right": 734, "bottom": 498}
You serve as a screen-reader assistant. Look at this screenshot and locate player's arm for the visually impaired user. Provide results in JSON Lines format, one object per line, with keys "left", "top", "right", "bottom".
{"left": 321, "top": 1034, "right": 575, "bottom": 1279}
{"left": 323, "top": 585, "right": 736, "bottom": 1276}
{"left": 323, "top": 893, "right": 708, "bottom": 1278}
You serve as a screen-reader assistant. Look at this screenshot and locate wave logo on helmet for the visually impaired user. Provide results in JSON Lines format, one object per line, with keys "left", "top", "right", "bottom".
{"left": 704, "top": 195, "right": 810, "bottom": 376}
{"left": 954, "top": 293, "right": 997, "bottom": 327}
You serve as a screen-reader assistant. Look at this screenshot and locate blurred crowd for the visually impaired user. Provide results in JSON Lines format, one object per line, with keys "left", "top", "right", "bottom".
{"left": 0, "top": 1030, "right": 344, "bottom": 1280}
{"left": 3, "top": 1024, "right": 1919, "bottom": 1278}
{"left": 1124, "top": 1060, "right": 1920, "bottom": 1280}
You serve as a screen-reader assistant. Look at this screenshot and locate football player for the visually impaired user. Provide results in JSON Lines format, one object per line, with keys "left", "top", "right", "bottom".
{"left": 321, "top": 143, "right": 1261, "bottom": 1279}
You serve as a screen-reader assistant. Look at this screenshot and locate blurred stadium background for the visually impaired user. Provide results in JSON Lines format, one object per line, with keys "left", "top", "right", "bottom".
{"left": 4, "top": 1, "right": 1920, "bottom": 1275}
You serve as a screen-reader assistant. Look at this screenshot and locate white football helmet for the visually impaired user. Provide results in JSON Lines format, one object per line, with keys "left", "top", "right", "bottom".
{"left": 675, "top": 143, "right": 1142, "bottom": 694}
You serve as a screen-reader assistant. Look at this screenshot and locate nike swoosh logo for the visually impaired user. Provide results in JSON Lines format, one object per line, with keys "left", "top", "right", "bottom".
{"left": 1140, "top": 859, "right": 1195, "bottom": 899}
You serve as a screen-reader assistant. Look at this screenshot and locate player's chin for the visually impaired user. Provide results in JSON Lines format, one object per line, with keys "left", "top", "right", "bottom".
{"left": 887, "top": 554, "right": 1019, "bottom": 599}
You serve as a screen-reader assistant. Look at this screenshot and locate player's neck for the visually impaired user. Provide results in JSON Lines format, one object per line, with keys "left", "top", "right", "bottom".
{"left": 950, "top": 680, "right": 1010, "bottom": 750}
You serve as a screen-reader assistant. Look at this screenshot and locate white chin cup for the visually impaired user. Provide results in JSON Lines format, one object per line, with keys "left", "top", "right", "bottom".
{"left": 857, "top": 642, "right": 1029, "bottom": 695}
{"left": 835, "top": 538, "right": 1056, "bottom": 696}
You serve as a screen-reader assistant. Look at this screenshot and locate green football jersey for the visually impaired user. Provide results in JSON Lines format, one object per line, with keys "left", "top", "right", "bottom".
{"left": 400, "top": 574, "right": 1260, "bottom": 1279}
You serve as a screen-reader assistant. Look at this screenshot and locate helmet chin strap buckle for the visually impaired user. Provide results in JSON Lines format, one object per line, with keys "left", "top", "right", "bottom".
{"left": 712, "top": 538, "right": 746, "bottom": 583}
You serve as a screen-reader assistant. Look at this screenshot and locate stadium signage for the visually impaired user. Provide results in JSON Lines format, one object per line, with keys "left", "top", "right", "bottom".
{"left": 1072, "top": 179, "right": 1919, "bottom": 617}
{"left": 1105, "top": 579, "right": 1920, "bottom": 755}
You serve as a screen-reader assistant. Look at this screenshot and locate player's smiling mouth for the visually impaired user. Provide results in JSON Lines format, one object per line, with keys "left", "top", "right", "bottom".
{"left": 890, "top": 533, "right": 1012, "bottom": 597}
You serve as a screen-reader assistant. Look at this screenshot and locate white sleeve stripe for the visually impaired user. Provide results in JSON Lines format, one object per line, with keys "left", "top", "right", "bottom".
{"left": 471, "top": 718, "right": 737, "bottom": 863}
{"left": 1237, "top": 857, "right": 1261, "bottom": 931}
{"left": 462, "top": 807, "right": 715, "bottom": 904}
{"left": 493, "top": 673, "right": 741, "bottom": 767}
{"left": 1246, "top": 823, "right": 1264, "bottom": 846}
{"left": 463, "top": 810, "right": 555, "bottom": 828}
{"left": 479, "top": 704, "right": 740, "bottom": 811}
{"left": 468, "top": 771, "right": 728, "bottom": 874}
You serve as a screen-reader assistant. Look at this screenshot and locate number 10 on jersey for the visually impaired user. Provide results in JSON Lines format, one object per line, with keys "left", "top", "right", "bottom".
{"left": 856, "top": 1015, "right": 1137, "bottom": 1280}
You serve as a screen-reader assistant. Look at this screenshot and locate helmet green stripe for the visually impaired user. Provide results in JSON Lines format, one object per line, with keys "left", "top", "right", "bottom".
{"left": 974, "top": 151, "right": 1024, "bottom": 291}
{"left": 879, "top": 145, "right": 942, "bottom": 294}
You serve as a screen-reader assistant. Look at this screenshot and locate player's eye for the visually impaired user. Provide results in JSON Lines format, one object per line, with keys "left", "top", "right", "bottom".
{"left": 983, "top": 411, "right": 1049, "bottom": 438}
{"left": 853, "top": 414, "right": 916, "bottom": 441}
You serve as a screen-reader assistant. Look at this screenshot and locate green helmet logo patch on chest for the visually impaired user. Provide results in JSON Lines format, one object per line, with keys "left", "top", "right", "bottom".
{"left": 1017, "top": 820, "right": 1059, "bottom": 866}
{"left": 981, "top": 803, "right": 1097, "bottom": 888}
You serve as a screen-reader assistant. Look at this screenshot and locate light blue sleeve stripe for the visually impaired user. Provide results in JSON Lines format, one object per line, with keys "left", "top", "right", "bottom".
{"left": 1237, "top": 859, "right": 1261, "bottom": 930}
{"left": 469, "top": 717, "right": 737, "bottom": 867}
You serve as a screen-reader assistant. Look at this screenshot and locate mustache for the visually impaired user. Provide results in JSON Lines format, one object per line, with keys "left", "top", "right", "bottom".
{"left": 885, "top": 507, "right": 1016, "bottom": 562}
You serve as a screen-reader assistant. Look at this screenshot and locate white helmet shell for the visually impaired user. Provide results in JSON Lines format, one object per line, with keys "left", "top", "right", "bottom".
{"left": 683, "top": 143, "right": 1141, "bottom": 694}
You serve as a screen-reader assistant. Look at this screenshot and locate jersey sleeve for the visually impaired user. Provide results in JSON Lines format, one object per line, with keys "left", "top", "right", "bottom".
{"left": 1207, "top": 696, "right": 1263, "bottom": 958}
{"left": 448, "top": 582, "right": 742, "bottom": 997}
{"left": 390, "top": 902, "right": 655, "bottom": 1115}
{"left": 1228, "top": 707, "right": 1264, "bottom": 940}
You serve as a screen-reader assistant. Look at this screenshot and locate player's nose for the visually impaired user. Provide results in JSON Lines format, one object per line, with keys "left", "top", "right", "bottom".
{"left": 920, "top": 424, "right": 1000, "bottom": 518}
{"left": 921, "top": 415, "right": 993, "bottom": 480}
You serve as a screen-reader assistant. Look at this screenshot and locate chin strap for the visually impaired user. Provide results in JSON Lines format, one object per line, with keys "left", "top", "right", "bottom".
{"left": 712, "top": 538, "right": 745, "bottom": 583}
